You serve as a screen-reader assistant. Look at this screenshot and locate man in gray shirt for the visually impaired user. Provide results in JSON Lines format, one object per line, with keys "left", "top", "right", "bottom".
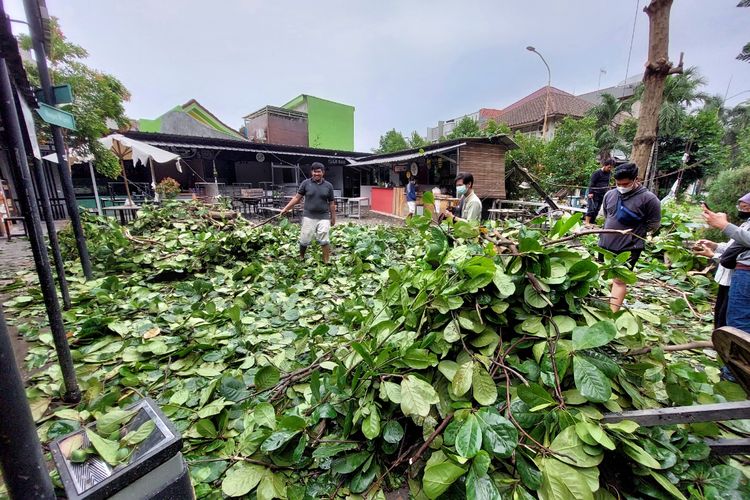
{"left": 281, "top": 162, "right": 336, "bottom": 264}
{"left": 598, "top": 163, "right": 661, "bottom": 312}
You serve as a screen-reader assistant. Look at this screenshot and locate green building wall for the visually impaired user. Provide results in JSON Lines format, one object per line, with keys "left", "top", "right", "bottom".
{"left": 283, "top": 95, "right": 354, "bottom": 151}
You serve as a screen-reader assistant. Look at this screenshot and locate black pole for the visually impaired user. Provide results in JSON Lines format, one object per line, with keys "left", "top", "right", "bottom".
{"left": 0, "top": 305, "right": 56, "bottom": 499}
{"left": 0, "top": 57, "right": 80, "bottom": 403}
{"left": 22, "top": 0, "right": 92, "bottom": 279}
{"left": 32, "top": 157, "right": 71, "bottom": 308}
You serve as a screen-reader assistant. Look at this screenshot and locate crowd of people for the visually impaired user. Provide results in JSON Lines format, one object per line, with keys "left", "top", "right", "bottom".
{"left": 280, "top": 160, "right": 749, "bottom": 334}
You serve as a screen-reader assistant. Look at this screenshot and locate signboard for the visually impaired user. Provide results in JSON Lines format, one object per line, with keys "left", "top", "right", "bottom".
{"left": 35, "top": 84, "right": 73, "bottom": 105}
{"left": 36, "top": 102, "right": 77, "bottom": 130}
{"left": 393, "top": 164, "right": 408, "bottom": 172}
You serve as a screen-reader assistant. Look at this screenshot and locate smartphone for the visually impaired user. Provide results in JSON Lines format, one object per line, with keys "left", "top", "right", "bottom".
{"left": 701, "top": 201, "right": 711, "bottom": 211}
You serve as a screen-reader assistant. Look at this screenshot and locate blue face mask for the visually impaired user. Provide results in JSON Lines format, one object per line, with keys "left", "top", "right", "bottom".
{"left": 456, "top": 185, "right": 467, "bottom": 197}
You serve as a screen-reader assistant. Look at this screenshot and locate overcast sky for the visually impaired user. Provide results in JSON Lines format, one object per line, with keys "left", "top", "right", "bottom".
{"left": 5, "top": 0, "right": 750, "bottom": 151}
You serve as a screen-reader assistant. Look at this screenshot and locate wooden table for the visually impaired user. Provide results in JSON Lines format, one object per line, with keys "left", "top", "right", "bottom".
{"left": 487, "top": 208, "right": 525, "bottom": 221}
{"left": 102, "top": 205, "right": 141, "bottom": 225}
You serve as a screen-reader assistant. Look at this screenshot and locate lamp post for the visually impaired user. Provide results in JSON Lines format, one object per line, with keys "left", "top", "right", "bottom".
{"left": 526, "top": 46, "right": 551, "bottom": 139}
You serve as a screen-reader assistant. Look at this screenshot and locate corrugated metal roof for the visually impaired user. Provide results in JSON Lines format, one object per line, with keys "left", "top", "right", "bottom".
{"left": 138, "top": 139, "right": 358, "bottom": 162}
{"left": 348, "top": 143, "right": 465, "bottom": 166}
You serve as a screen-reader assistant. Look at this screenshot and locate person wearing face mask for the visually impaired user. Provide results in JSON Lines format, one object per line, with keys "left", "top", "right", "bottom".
{"left": 703, "top": 192, "right": 750, "bottom": 332}
{"left": 443, "top": 172, "right": 482, "bottom": 222}
{"left": 598, "top": 163, "right": 662, "bottom": 312}
{"left": 693, "top": 193, "right": 750, "bottom": 328}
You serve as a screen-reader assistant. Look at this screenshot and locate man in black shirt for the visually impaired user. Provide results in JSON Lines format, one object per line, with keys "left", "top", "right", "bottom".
{"left": 585, "top": 158, "right": 614, "bottom": 225}
{"left": 281, "top": 162, "right": 336, "bottom": 264}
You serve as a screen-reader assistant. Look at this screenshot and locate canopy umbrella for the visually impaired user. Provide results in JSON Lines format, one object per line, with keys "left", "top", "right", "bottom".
{"left": 43, "top": 135, "right": 182, "bottom": 208}
{"left": 99, "top": 134, "right": 181, "bottom": 205}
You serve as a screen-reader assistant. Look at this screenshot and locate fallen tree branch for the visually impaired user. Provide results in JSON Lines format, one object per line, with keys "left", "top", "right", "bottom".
{"left": 627, "top": 341, "right": 713, "bottom": 356}
{"left": 409, "top": 414, "right": 454, "bottom": 466}
{"left": 544, "top": 229, "right": 634, "bottom": 246}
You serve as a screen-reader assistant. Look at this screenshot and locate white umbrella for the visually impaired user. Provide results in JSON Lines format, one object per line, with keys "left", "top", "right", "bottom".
{"left": 45, "top": 135, "right": 182, "bottom": 206}
{"left": 99, "top": 134, "right": 181, "bottom": 205}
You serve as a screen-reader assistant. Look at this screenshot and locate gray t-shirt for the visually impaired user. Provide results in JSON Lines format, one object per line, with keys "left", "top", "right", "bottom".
{"left": 298, "top": 179, "right": 334, "bottom": 219}
{"left": 598, "top": 186, "right": 661, "bottom": 252}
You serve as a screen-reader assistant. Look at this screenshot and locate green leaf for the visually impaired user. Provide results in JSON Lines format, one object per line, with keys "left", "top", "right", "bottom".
{"left": 476, "top": 407, "right": 518, "bottom": 458}
{"left": 422, "top": 462, "right": 466, "bottom": 499}
{"left": 493, "top": 268, "right": 516, "bottom": 298}
{"left": 442, "top": 320, "right": 461, "bottom": 343}
{"left": 517, "top": 453, "right": 542, "bottom": 490}
{"left": 455, "top": 414, "right": 482, "bottom": 458}
{"left": 85, "top": 429, "right": 120, "bottom": 466}
{"left": 524, "top": 284, "right": 550, "bottom": 309}
{"left": 567, "top": 259, "right": 599, "bottom": 281}
{"left": 362, "top": 406, "right": 381, "bottom": 440}
{"left": 649, "top": 471, "right": 687, "bottom": 500}
{"left": 572, "top": 321, "right": 617, "bottom": 351}
{"left": 471, "top": 450, "right": 491, "bottom": 477}
{"left": 331, "top": 451, "right": 370, "bottom": 474}
{"left": 466, "top": 469, "right": 502, "bottom": 500}
{"left": 195, "top": 419, "right": 217, "bottom": 438}
{"left": 548, "top": 426, "right": 602, "bottom": 468}
{"left": 517, "top": 383, "right": 556, "bottom": 410}
{"left": 402, "top": 348, "right": 438, "bottom": 369}
{"left": 350, "top": 460, "right": 379, "bottom": 494}
{"left": 472, "top": 364, "right": 497, "bottom": 405}
{"left": 383, "top": 420, "right": 404, "bottom": 444}
{"left": 538, "top": 457, "right": 596, "bottom": 500}
{"left": 452, "top": 361, "right": 474, "bottom": 397}
{"left": 351, "top": 342, "right": 374, "bottom": 367}
{"left": 260, "top": 430, "right": 299, "bottom": 453}
{"left": 256, "top": 470, "right": 287, "bottom": 500}
{"left": 573, "top": 356, "right": 611, "bottom": 403}
{"left": 604, "top": 420, "right": 639, "bottom": 433}
{"left": 380, "top": 380, "right": 402, "bottom": 404}
{"left": 121, "top": 420, "right": 155, "bottom": 446}
{"left": 255, "top": 365, "right": 281, "bottom": 392}
{"left": 219, "top": 376, "right": 250, "bottom": 402}
{"left": 95, "top": 409, "right": 136, "bottom": 435}
{"left": 311, "top": 442, "right": 359, "bottom": 459}
{"left": 221, "top": 462, "right": 266, "bottom": 497}
{"left": 438, "top": 360, "right": 459, "bottom": 381}
{"left": 253, "top": 402, "right": 277, "bottom": 430}
{"left": 400, "top": 375, "right": 439, "bottom": 417}
{"left": 422, "top": 191, "right": 435, "bottom": 205}
{"left": 622, "top": 441, "right": 662, "bottom": 469}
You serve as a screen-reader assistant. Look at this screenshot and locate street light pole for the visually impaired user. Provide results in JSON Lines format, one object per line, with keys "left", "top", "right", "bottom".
{"left": 527, "top": 46, "right": 551, "bottom": 139}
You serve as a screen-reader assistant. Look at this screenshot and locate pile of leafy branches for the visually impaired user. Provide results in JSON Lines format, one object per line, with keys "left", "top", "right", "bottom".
{"left": 5, "top": 203, "right": 750, "bottom": 499}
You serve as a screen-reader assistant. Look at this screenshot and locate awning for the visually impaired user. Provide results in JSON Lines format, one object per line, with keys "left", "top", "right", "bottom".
{"left": 139, "top": 140, "right": 358, "bottom": 163}
{"left": 348, "top": 143, "right": 465, "bottom": 167}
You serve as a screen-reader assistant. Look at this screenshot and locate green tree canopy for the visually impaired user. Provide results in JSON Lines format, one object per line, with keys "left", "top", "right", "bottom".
{"left": 407, "top": 131, "right": 427, "bottom": 149}
{"left": 447, "top": 116, "right": 481, "bottom": 139}
{"left": 586, "top": 93, "right": 632, "bottom": 159}
{"left": 542, "top": 116, "right": 599, "bottom": 191}
{"left": 374, "top": 129, "right": 408, "bottom": 153}
{"left": 482, "top": 119, "right": 511, "bottom": 137}
{"left": 20, "top": 17, "right": 130, "bottom": 178}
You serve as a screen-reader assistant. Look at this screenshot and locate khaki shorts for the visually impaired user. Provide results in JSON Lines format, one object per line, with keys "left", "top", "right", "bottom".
{"left": 299, "top": 217, "right": 330, "bottom": 247}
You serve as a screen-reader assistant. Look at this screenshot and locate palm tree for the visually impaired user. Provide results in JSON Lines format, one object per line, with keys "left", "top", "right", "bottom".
{"left": 632, "top": 67, "right": 709, "bottom": 137}
{"left": 587, "top": 93, "right": 632, "bottom": 159}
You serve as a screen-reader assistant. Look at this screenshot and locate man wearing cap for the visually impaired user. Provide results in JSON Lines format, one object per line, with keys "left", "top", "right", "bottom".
{"left": 281, "top": 162, "right": 336, "bottom": 264}
{"left": 598, "top": 163, "right": 661, "bottom": 312}
{"left": 703, "top": 192, "right": 750, "bottom": 332}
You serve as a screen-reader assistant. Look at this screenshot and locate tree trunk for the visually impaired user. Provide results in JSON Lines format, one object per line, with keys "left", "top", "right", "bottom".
{"left": 631, "top": 0, "right": 683, "bottom": 180}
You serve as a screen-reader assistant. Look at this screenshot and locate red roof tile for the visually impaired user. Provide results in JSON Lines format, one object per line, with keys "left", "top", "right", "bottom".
{"left": 499, "top": 87, "right": 594, "bottom": 128}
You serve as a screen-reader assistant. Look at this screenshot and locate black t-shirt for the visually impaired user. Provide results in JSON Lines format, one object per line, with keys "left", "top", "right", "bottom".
{"left": 298, "top": 179, "right": 334, "bottom": 219}
{"left": 589, "top": 169, "right": 611, "bottom": 194}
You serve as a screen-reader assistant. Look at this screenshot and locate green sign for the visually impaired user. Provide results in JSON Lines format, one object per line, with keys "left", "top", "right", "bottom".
{"left": 36, "top": 102, "right": 77, "bottom": 130}
{"left": 35, "top": 84, "right": 74, "bottom": 105}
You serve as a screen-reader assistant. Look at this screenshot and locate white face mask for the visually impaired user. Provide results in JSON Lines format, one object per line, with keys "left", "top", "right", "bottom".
{"left": 616, "top": 185, "right": 634, "bottom": 195}
{"left": 456, "top": 185, "right": 468, "bottom": 197}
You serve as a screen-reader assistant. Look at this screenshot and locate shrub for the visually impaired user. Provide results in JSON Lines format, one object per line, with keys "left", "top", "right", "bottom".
{"left": 706, "top": 166, "right": 750, "bottom": 222}
{"left": 155, "top": 177, "right": 181, "bottom": 199}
